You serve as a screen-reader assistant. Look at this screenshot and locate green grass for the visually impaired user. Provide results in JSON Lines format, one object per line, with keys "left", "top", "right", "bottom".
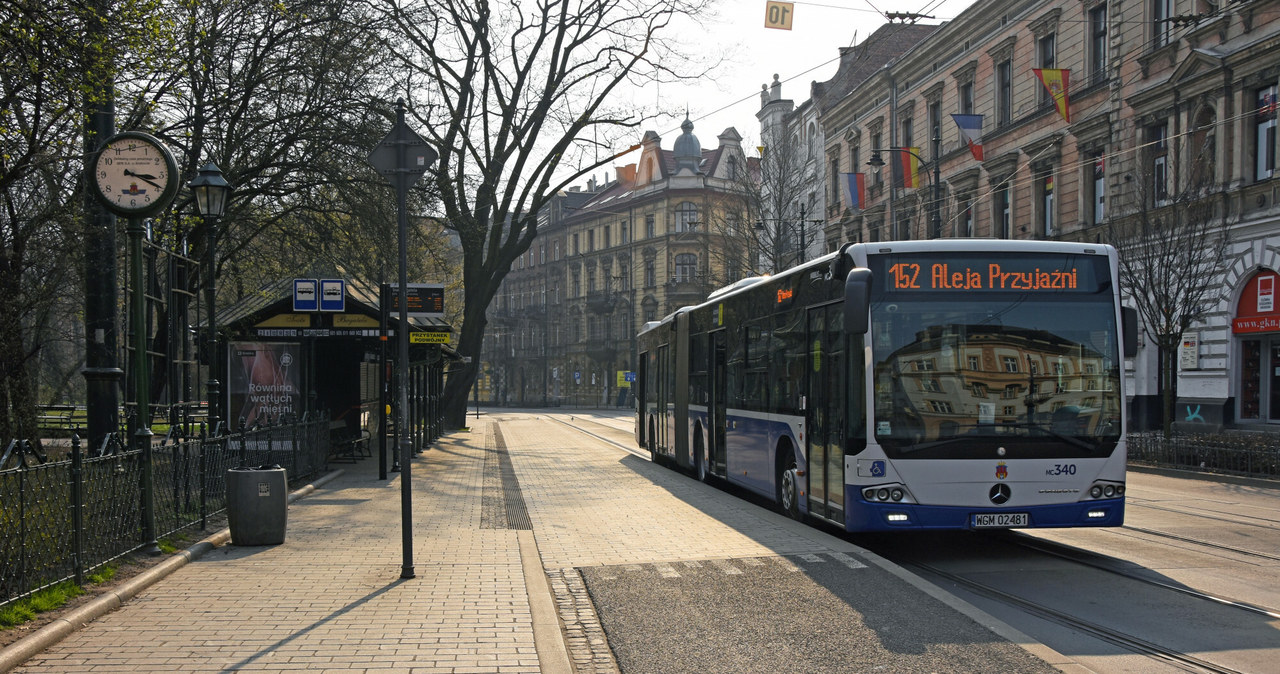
{"left": 0, "top": 581, "right": 85, "bottom": 628}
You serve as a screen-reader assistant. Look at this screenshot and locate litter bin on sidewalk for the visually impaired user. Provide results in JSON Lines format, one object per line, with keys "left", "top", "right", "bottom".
{"left": 226, "top": 465, "right": 288, "bottom": 545}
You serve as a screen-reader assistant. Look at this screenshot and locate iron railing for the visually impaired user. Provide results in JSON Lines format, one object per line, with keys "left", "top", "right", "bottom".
{"left": 0, "top": 414, "right": 330, "bottom": 607}
{"left": 1127, "top": 431, "right": 1280, "bottom": 480}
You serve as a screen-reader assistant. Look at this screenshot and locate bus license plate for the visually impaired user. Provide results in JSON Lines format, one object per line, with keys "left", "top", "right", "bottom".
{"left": 972, "top": 513, "right": 1028, "bottom": 528}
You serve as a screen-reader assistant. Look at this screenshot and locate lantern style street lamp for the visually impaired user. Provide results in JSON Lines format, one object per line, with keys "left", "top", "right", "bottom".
{"left": 867, "top": 126, "right": 944, "bottom": 239}
{"left": 189, "top": 162, "right": 231, "bottom": 436}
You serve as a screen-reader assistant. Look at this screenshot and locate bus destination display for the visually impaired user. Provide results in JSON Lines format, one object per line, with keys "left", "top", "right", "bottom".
{"left": 877, "top": 253, "right": 1107, "bottom": 293}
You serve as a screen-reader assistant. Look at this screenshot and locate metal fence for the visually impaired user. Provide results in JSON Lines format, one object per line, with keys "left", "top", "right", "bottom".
{"left": 1127, "top": 431, "right": 1280, "bottom": 480}
{"left": 0, "top": 414, "right": 330, "bottom": 607}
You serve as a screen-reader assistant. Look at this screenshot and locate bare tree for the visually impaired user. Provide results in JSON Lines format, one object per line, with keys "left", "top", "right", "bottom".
{"left": 378, "top": 0, "right": 714, "bottom": 427}
{"left": 705, "top": 124, "right": 816, "bottom": 278}
{"left": 1106, "top": 133, "right": 1228, "bottom": 436}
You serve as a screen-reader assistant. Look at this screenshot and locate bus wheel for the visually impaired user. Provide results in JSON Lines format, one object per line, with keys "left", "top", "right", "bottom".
{"left": 695, "top": 430, "right": 709, "bottom": 483}
{"left": 648, "top": 417, "right": 658, "bottom": 463}
{"left": 778, "top": 451, "right": 800, "bottom": 520}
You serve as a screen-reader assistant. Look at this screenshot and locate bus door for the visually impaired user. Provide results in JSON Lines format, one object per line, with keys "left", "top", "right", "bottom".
{"left": 806, "top": 303, "right": 846, "bottom": 523}
{"left": 710, "top": 329, "right": 727, "bottom": 476}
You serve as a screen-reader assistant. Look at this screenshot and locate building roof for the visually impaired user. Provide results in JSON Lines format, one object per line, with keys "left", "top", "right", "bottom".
{"left": 815, "top": 23, "right": 939, "bottom": 113}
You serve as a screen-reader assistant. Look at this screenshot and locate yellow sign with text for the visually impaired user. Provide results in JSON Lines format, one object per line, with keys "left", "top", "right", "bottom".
{"left": 409, "top": 331, "right": 450, "bottom": 344}
{"left": 764, "top": 1, "right": 794, "bottom": 30}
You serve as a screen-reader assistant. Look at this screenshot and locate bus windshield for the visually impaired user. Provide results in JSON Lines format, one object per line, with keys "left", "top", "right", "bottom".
{"left": 868, "top": 253, "right": 1122, "bottom": 459}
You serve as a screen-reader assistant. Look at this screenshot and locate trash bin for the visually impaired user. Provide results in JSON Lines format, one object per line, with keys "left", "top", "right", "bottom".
{"left": 226, "top": 465, "right": 288, "bottom": 545}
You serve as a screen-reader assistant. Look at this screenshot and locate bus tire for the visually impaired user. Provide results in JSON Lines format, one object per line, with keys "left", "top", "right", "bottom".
{"left": 694, "top": 427, "right": 708, "bottom": 483}
{"left": 778, "top": 449, "right": 800, "bottom": 520}
{"left": 648, "top": 416, "right": 658, "bottom": 463}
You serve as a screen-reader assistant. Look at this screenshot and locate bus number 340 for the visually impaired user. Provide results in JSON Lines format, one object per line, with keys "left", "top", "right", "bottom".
{"left": 1046, "top": 464, "right": 1077, "bottom": 476}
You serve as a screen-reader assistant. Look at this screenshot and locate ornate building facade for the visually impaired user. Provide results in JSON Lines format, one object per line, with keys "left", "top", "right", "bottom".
{"left": 483, "top": 119, "right": 753, "bottom": 406}
{"left": 772, "top": 1, "right": 1280, "bottom": 429}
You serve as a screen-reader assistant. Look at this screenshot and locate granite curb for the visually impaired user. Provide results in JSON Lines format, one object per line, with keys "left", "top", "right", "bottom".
{"left": 0, "top": 468, "right": 346, "bottom": 673}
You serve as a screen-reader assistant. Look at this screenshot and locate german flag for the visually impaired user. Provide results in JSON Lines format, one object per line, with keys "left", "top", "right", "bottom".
{"left": 891, "top": 148, "right": 920, "bottom": 189}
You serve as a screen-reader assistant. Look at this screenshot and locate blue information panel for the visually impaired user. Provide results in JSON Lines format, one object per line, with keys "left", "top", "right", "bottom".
{"left": 320, "top": 279, "right": 345, "bottom": 312}
{"left": 293, "top": 279, "right": 318, "bottom": 311}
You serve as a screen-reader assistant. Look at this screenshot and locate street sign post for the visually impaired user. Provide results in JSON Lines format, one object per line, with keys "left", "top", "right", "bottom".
{"left": 368, "top": 98, "right": 438, "bottom": 581}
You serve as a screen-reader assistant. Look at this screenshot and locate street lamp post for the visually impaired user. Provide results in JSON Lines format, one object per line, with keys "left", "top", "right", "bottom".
{"left": 867, "top": 126, "right": 943, "bottom": 239}
{"left": 189, "top": 163, "right": 232, "bottom": 437}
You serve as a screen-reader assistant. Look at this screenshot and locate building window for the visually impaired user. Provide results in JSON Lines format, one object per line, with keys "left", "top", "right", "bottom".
{"left": 994, "top": 183, "right": 1011, "bottom": 238}
{"left": 1038, "top": 169, "right": 1055, "bottom": 237}
{"left": 972, "top": 383, "right": 988, "bottom": 397}
{"left": 829, "top": 157, "right": 840, "bottom": 211}
{"left": 870, "top": 132, "right": 883, "bottom": 186}
{"left": 1257, "top": 85, "right": 1277, "bottom": 181}
{"left": 997, "top": 59, "right": 1013, "bottom": 125}
{"left": 572, "top": 233, "right": 580, "bottom": 255}
{"left": 621, "top": 220, "right": 629, "bottom": 243}
{"left": 967, "top": 355, "right": 980, "bottom": 371}
{"left": 587, "top": 268, "right": 596, "bottom": 292}
{"left": 901, "top": 117, "right": 914, "bottom": 150}
{"left": 921, "top": 378, "right": 942, "bottom": 392}
{"left": 674, "top": 253, "right": 697, "bottom": 283}
{"left": 1003, "top": 356, "right": 1019, "bottom": 373}
{"left": 1089, "top": 5, "right": 1108, "bottom": 85}
{"left": 727, "top": 154, "right": 739, "bottom": 180}
{"left": 675, "top": 201, "right": 699, "bottom": 232}
{"left": 644, "top": 260, "right": 656, "bottom": 288}
{"left": 1153, "top": 0, "right": 1172, "bottom": 49}
{"left": 959, "top": 196, "right": 974, "bottom": 237}
{"left": 587, "top": 230, "right": 595, "bottom": 252}
{"left": 645, "top": 213, "right": 656, "bottom": 238}
{"left": 959, "top": 81, "right": 974, "bottom": 115}
{"left": 539, "top": 244, "right": 546, "bottom": 265}
{"left": 928, "top": 400, "right": 953, "bottom": 413}
{"left": 928, "top": 101, "right": 941, "bottom": 160}
{"left": 1088, "top": 150, "right": 1106, "bottom": 225}
{"left": 1149, "top": 122, "right": 1169, "bottom": 205}
{"left": 1038, "top": 33, "right": 1056, "bottom": 108}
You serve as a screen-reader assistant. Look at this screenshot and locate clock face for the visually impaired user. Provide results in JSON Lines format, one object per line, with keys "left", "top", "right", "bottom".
{"left": 91, "top": 132, "right": 179, "bottom": 217}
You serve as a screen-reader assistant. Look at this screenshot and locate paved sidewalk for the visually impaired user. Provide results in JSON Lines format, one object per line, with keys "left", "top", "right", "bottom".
{"left": 6, "top": 422, "right": 568, "bottom": 674}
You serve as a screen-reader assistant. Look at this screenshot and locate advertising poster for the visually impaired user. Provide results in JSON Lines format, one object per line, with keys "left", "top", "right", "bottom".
{"left": 228, "top": 342, "right": 301, "bottom": 427}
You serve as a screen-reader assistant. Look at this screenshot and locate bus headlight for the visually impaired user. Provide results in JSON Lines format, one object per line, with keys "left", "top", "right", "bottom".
{"left": 876, "top": 488, "right": 890, "bottom": 501}
{"left": 890, "top": 488, "right": 904, "bottom": 502}
{"left": 1090, "top": 485, "right": 1103, "bottom": 499}
{"left": 1103, "top": 485, "right": 1116, "bottom": 498}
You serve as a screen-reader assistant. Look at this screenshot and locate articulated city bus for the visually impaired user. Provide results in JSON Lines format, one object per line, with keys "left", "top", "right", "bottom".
{"left": 635, "top": 240, "right": 1136, "bottom": 532}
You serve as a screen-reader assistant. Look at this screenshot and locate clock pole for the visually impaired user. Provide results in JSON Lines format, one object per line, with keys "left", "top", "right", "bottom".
{"left": 129, "top": 214, "right": 161, "bottom": 555}
{"left": 82, "top": 39, "right": 121, "bottom": 453}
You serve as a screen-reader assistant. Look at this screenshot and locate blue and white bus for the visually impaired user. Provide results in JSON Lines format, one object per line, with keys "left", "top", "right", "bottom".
{"left": 635, "top": 240, "right": 1136, "bottom": 532}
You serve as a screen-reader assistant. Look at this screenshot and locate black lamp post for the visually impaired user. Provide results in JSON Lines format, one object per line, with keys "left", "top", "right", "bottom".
{"left": 867, "top": 126, "right": 943, "bottom": 239}
{"left": 189, "top": 163, "right": 231, "bottom": 437}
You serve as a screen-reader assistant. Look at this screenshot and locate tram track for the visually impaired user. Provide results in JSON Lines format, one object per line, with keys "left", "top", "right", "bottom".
{"left": 1127, "top": 498, "right": 1280, "bottom": 529}
{"left": 1115, "top": 524, "right": 1280, "bottom": 564}
{"left": 542, "top": 412, "right": 648, "bottom": 459}
{"left": 903, "top": 559, "right": 1250, "bottom": 674}
{"left": 1007, "top": 532, "right": 1280, "bottom": 619}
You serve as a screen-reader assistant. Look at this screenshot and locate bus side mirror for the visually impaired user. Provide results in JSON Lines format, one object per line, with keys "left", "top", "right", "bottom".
{"left": 844, "top": 268, "right": 872, "bottom": 334}
{"left": 1122, "top": 306, "right": 1138, "bottom": 358}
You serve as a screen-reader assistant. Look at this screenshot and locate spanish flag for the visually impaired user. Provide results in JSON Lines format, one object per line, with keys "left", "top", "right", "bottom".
{"left": 891, "top": 148, "right": 920, "bottom": 189}
{"left": 1034, "top": 68, "right": 1071, "bottom": 123}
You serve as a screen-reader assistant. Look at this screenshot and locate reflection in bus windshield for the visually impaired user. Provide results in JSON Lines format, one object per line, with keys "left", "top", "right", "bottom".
{"left": 872, "top": 303, "right": 1121, "bottom": 458}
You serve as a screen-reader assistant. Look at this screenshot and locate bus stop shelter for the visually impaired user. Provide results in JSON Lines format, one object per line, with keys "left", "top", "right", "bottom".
{"left": 212, "top": 278, "right": 455, "bottom": 471}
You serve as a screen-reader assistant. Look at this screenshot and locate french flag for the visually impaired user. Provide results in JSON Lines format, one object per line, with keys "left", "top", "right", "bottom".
{"left": 951, "top": 114, "right": 984, "bottom": 162}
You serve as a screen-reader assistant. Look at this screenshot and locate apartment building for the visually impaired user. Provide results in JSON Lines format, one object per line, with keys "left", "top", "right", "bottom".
{"left": 801, "top": 1, "right": 1279, "bottom": 429}
{"left": 484, "top": 119, "right": 754, "bottom": 406}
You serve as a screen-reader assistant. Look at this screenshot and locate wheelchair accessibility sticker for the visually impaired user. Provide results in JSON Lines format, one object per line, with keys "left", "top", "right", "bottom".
{"left": 858, "top": 460, "right": 886, "bottom": 478}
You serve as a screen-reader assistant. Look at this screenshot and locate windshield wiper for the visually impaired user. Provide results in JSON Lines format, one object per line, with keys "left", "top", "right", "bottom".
{"left": 1001, "top": 422, "right": 1099, "bottom": 452}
